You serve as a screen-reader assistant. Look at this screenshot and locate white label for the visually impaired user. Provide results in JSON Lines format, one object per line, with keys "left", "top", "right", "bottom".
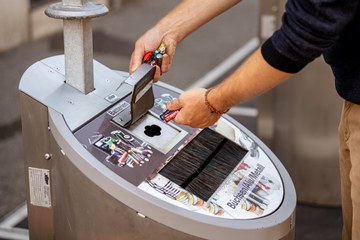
{"left": 135, "top": 82, "right": 152, "bottom": 103}
{"left": 28, "top": 167, "right": 52, "bottom": 208}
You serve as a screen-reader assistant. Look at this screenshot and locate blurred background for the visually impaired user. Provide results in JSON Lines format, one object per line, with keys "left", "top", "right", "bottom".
{"left": 0, "top": 0, "right": 343, "bottom": 239}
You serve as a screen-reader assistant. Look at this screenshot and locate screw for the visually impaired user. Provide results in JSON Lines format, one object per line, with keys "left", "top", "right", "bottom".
{"left": 44, "top": 153, "right": 52, "bottom": 160}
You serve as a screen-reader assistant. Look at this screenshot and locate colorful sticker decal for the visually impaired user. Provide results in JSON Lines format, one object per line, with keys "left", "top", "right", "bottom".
{"left": 94, "top": 130, "right": 153, "bottom": 169}
{"left": 210, "top": 121, "right": 284, "bottom": 219}
{"left": 139, "top": 175, "right": 231, "bottom": 218}
{"left": 154, "top": 93, "right": 175, "bottom": 111}
{"left": 212, "top": 159, "right": 281, "bottom": 218}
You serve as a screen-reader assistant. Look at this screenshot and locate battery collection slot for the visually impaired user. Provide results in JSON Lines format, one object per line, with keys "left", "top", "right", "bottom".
{"left": 160, "top": 128, "right": 248, "bottom": 201}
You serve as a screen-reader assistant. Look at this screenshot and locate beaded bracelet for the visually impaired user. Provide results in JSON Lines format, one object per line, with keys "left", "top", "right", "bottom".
{"left": 204, "top": 88, "right": 229, "bottom": 114}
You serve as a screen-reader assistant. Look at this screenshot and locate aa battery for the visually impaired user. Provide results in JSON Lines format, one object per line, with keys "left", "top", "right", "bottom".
{"left": 142, "top": 43, "right": 166, "bottom": 66}
{"left": 156, "top": 53, "right": 163, "bottom": 67}
{"left": 160, "top": 109, "right": 180, "bottom": 122}
{"left": 158, "top": 43, "right": 166, "bottom": 54}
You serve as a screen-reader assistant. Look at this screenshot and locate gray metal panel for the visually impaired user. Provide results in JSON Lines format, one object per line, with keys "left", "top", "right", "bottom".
{"left": 19, "top": 55, "right": 132, "bottom": 131}
{"left": 48, "top": 82, "right": 296, "bottom": 240}
{"left": 20, "top": 93, "right": 55, "bottom": 240}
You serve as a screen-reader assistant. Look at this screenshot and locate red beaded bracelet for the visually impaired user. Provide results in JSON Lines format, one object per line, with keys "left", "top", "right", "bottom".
{"left": 204, "top": 88, "right": 229, "bottom": 114}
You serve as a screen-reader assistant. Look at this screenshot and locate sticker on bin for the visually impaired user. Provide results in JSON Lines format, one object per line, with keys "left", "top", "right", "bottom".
{"left": 28, "top": 167, "right": 52, "bottom": 208}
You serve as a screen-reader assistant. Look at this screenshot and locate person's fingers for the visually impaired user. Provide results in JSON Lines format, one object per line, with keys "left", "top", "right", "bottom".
{"left": 166, "top": 98, "right": 187, "bottom": 125}
{"left": 173, "top": 111, "right": 189, "bottom": 126}
{"left": 161, "top": 54, "right": 171, "bottom": 73}
{"left": 166, "top": 98, "right": 182, "bottom": 111}
{"left": 163, "top": 36, "right": 177, "bottom": 63}
{"left": 130, "top": 33, "right": 177, "bottom": 78}
{"left": 129, "top": 41, "right": 145, "bottom": 73}
{"left": 159, "top": 36, "right": 176, "bottom": 73}
{"left": 153, "top": 65, "right": 161, "bottom": 82}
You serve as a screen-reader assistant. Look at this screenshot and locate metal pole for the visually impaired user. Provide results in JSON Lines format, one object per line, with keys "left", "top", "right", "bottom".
{"left": 63, "top": 0, "right": 92, "bottom": 94}
{"left": 63, "top": 17, "right": 94, "bottom": 94}
{"left": 45, "top": 0, "right": 108, "bottom": 94}
{"left": 63, "top": 0, "right": 84, "bottom": 6}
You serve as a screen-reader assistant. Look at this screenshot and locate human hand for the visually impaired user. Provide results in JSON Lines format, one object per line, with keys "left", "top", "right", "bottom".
{"left": 129, "top": 28, "right": 177, "bottom": 82}
{"left": 166, "top": 88, "right": 222, "bottom": 128}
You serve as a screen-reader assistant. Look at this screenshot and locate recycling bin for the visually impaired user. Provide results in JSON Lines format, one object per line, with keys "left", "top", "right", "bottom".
{"left": 19, "top": 55, "right": 295, "bottom": 240}
{"left": 19, "top": 1, "right": 296, "bottom": 239}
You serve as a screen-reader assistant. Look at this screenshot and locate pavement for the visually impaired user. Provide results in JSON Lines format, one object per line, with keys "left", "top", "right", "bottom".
{"left": 0, "top": 0, "right": 342, "bottom": 239}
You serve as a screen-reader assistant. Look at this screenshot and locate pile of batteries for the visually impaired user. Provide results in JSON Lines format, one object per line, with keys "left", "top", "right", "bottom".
{"left": 142, "top": 43, "right": 166, "bottom": 67}
{"left": 142, "top": 43, "right": 181, "bottom": 123}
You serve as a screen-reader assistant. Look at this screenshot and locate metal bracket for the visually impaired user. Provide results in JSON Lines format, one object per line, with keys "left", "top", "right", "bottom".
{"left": 113, "top": 64, "right": 156, "bottom": 128}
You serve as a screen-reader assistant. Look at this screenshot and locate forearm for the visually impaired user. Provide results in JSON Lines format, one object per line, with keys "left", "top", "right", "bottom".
{"left": 166, "top": 48, "right": 294, "bottom": 128}
{"left": 155, "top": 0, "right": 241, "bottom": 42}
{"left": 209, "top": 48, "right": 293, "bottom": 111}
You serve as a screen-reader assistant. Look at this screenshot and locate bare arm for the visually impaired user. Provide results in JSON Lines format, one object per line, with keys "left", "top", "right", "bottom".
{"left": 166, "top": 48, "right": 293, "bottom": 128}
{"left": 155, "top": 0, "right": 242, "bottom": 43}
{"left": 210, "top": 48, "right": 292, "bottom": 110}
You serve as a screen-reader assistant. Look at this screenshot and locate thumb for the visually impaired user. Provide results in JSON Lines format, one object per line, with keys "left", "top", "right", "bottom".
{"left": 129, "top": 47, "right": 144, "bottom": 74}
{"left": 166, "top": 98, "right": 182, "bottom": 110}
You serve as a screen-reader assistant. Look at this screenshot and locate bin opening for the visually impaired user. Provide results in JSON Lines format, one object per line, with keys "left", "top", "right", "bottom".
{"left": 126, "top": 114, "right": 187, "bottom": 154}
{"left": 160, "top": 128, "right": 248, "bottom": 201}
